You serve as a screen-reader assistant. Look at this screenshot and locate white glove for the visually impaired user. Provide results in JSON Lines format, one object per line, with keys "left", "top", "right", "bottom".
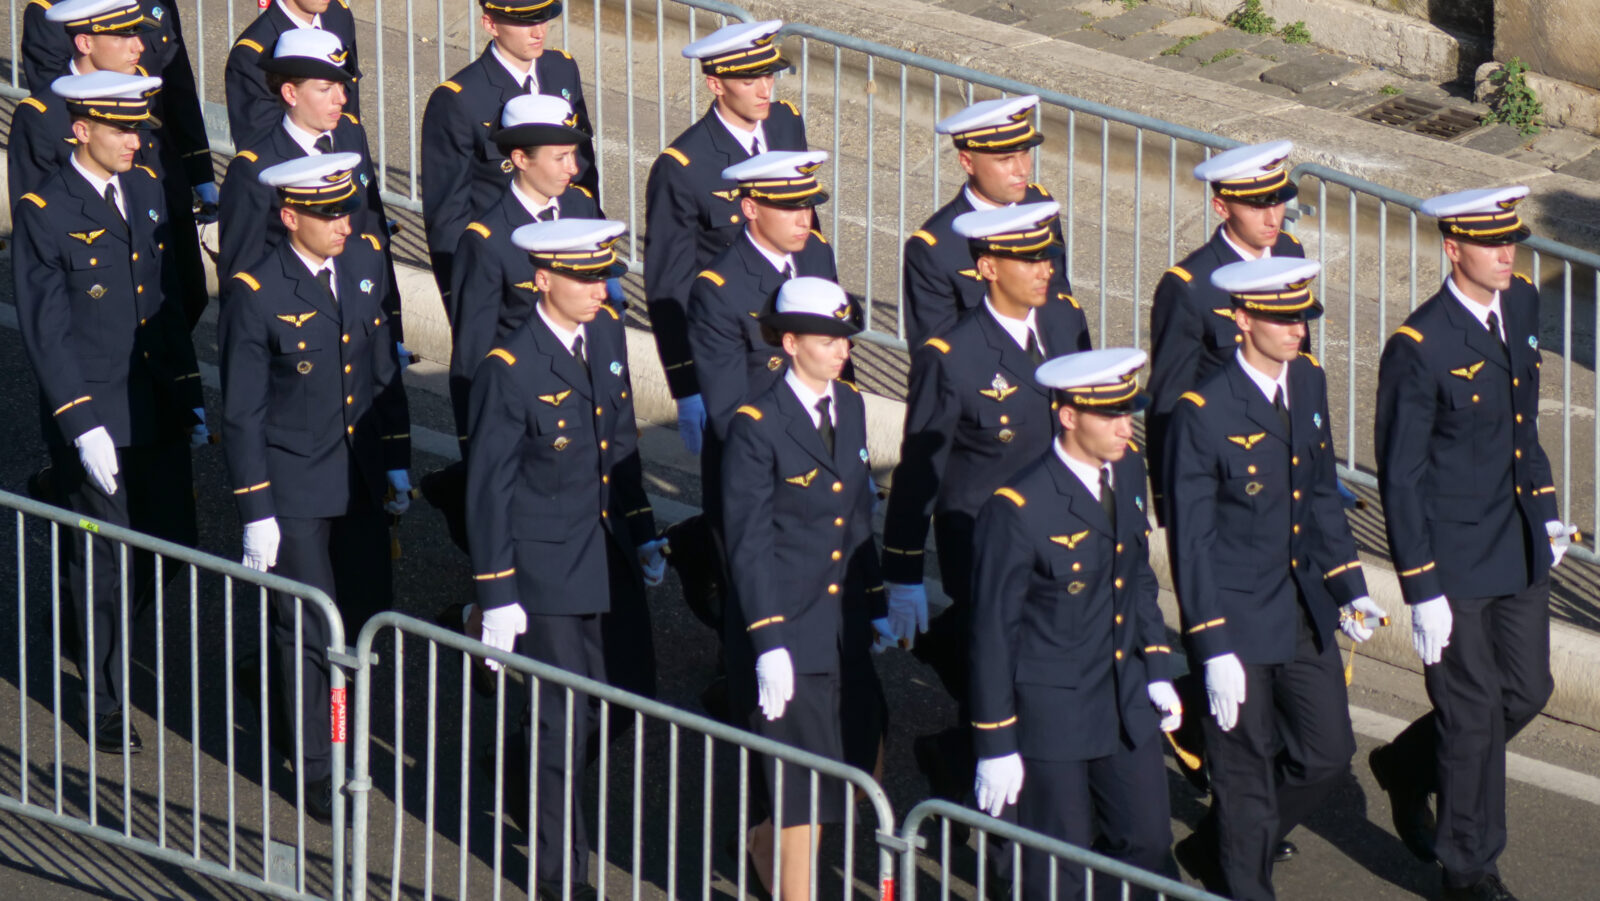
{"left": 1204, "top": 653, "right": 1247, "bottom": 732}
{"left": 1339, "top": 596, "right": 1387, "bottom": 643}
{"left": 189, "top": 407, "right": 210, "bottom": 448}
{"left": 637, "top": 537, "right": 668, "bottom": 586}
{"left": 384, "top": 470, "right": 412, "bottom": 515}
{"left": 74, "top": 426, "right": 119, "bottom": 496}
{"left": 870, "top": 617, "right": 897, "bottom": 654}
{"left": 241, "top": 517, "right": 280, "bottom": 571}
{"left": 396, "top": 342, "right": 413, "bottom": 368}
{"left": 755, "top": 648, "right": 794, "bottom": 721}
{"left": 974, "top": 753, "right": 1024, "bottom": 817}
{"left": 1147, "top": 680, "right": 1183, "bottom": 733}
{"left": 676, "top": 394, "right": 706, "bottom": 455}
{"left": 884, "top": 582, "right": 930, "bottom": 649}
{"left": 479, "top": 603, "right": 528, "bottom": 672}
{"left": 1548, "top": 520, "right": 1578, "bottom": 568}
{"left": 1411, "top": 596, "right": 1453, "bottom": 666}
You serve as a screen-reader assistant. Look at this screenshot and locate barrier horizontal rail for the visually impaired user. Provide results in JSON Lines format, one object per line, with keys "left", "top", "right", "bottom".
{"left": 0, "top": 487, "right": 350, "bottom": 899}
{"left": 900, "top": 799, "right": 1226, "bottom": 901}
{"left": 348, "top": 611, "right": 900, "bottom": 901}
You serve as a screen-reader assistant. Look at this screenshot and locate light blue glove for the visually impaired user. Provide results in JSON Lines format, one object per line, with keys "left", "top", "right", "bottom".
{"left": 193, "top": 182, "right": 219, "bottom": 223}
{"left": 189, "top": 407, "right": 210, "bottom": 448}
{"left": 396, "top": 342, "right": 413, "bottom": 368}
{"left": 385, "top": 470, "right": 412, "bottom": 515}
{"left": 606, "top": 277, "right": 625, "bottom": 303}
{"left": 677, "top": 394, "right": 706, "bottom": 455}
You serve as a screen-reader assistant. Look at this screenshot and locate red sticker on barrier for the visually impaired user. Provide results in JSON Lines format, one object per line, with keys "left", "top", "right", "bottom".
{"left": 258, "top": 0, "right": 269, "bottom": 8}
{"left": 879, "top": 876, "right": 894, "bottom": 901}
{"left": 330, "top": 687, "right": 346, "bottom": 743}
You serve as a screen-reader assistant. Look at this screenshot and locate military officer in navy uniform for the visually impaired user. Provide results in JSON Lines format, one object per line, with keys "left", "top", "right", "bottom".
{"left": 1164, "top": 258, "right": 1383, "bottom": 901}
{"left": 902, "top": 94, "right": 1072, "bottom": 347}
{"left": 221, "top": 154, "right": 411, "bottom": 823}
{"left": 448, "top": 93, "right": 598, "bottom": 445}
{"left": 881, "top": 200, "right": 1091, "bottom": 804}
{"left": 218, "top": 29, "right": 402, "bottom": 347}
{"left": 420, "top": 0, "right": 595, "bottom": 306}
{"left": 968, "top": 348, "right": 1180, "bottom": 900}
{"left": 722, "top": 277, "right": 884, "bottom": 901}
{"left": 14, "top": 73, "right": 203, "bottom": 753}
{"left": 643, "top": 19, "right": 810, "bottom": 456}
{"left": 466, "top": 219, "right": 664, "bottom": 901}
{"left": 1369, "top": 188, "right": 1569, "bottom": 901}
{"left": 25, "top": 0, "right": 217, "bottom": 326}
{"left": 225, "top": 0, "right": 362, "bottom": 150}
{"left": 1147, "top": 140, "right": 1306, "bottom": 523}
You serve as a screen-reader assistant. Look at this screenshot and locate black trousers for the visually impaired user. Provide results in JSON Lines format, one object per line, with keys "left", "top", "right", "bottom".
{"left": 271, "top": 490, "right": 391, "bottom": 782}
{"left": 1202, "top": 614, "right": 1355, "bottom": 901}
{"left": 1381, "top": 578, "right": 1552, "bottom": 889}
{"left": 52, "top": 441, "right": 195, "bottom": 712}
{"left": 1019, "top": 735, "right": 1174, "bottom": 901}
{"left": 910, "top": 513, "right": 977, "bottom": 800}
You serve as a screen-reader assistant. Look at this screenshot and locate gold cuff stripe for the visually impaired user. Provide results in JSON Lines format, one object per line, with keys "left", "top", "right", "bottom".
{"left": 971, "top": 716, "right": 1017, "bottom": 730}
{"left": 747, "top": 615, "right": 785, "bottom": 631}
{"left": 1399, "top": 561, "right": 1435, "bottom": 577}
{"left": 232, "top": 481, "right": 271, "bottom": 495}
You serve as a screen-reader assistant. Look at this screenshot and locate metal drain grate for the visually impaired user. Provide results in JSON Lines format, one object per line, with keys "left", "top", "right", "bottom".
{"left": 1358, "top": 95, "right": 1483, "bottom": 141}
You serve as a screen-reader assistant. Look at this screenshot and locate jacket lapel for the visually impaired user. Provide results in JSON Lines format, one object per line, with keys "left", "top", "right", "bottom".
{"left": 776, "top": 384, "right": 839, "bottom": 475}
{"left": 63, "top": 167, "right": 131, "bottom": 238}
{"left": 282, "top": 245, "right": 342, "bottom": 323}
{"left": 1047, "top": 451, "right": 1112, "bottom": 537}
{"left": 1226, "top": 361, "right": 1289, "bottom": 444}
{"left": 1441, "top": 286, "right": 1512, "bottom": 372}
{"left": 831, "top": 386, "right": 865, "bottom": 474}
{"left": 975, "top": 308, "right": 1044, "bottom": 398}
{"left": 529, "top": 311, "right": 594, "bottom": 400}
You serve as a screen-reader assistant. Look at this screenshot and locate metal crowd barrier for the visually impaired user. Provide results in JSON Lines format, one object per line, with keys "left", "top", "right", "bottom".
{"left": 0, "top": 487, "right": 350, "bottom": 900}
{"left": 347, "top": 611, "right": 901, "bottom": 901}
{"left": 900, "top": 800, "right": 1224, "bottom": 901}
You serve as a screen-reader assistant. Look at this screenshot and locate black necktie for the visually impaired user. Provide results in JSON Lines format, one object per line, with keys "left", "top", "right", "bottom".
{"left": 750, "top": 135, "right": 762, "bottom": 157}
{"left": 815, "top": 397, "right": 834, "bottom": 455}
{"left": 104, "top": 183, "right": 126, "bottom": 227}
{"left": 536, "top": 205, "right": 557, "bottom": 222}
{"left": 523, "top": 76, "right": 536, "bottom": 95}
{"left": 1274, "top": 385, "right": 1290, "bottom": 433}
{"left": 570, "top": 334, "right": 585, "bottom": 363}
{"left": 1099, "top": 466, "right": 1116, "bottom": 534}
{"left": 314, "top": 133, "right": 335, "bottom": 154}
{"left": 1486, "top": 311, "right": 1506, "bottom": 349}
{"left": 1025, "top": 329, "right": 1045, "bottom": 367}
{"left": 317, "top": 268, "right": 336, "bottom": 303}
{"left": 781, "top": 262, "right": 795, "bottom": 280}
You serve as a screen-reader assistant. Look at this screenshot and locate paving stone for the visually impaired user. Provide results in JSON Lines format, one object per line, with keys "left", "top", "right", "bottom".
{"left": 1003, "top": 0, "right": 1064, "bottom": 16}
{"left": 1295, "top": 84, "right": 1372, "bottom": 113}
{"left": 1531, "top": 127, "right": 1600, "bottom": 165}
{"left": 1020, "top": 8, "right": 1094, "bottom": 37}
{"left": 931, "top": 0, "right": 991, "bottom": 13}
{"left": 1556, "top": 150, "right": 1600, "bottom": 182}
{"left": 1059, "top": 28, "right": 1118, "bottom": 51}
{"left": 1246, "top": 37, "right": 1323, "bottom": 68}
{"left": 1456, "top": 123, "right": 1534, "bottom": 155}
{"left": 1245, "top": 79, "right": 1298, "bottom": 100}
{"left": 1155, "top": 16, "right": 1222, "bottom": 38}
{"left": 1067, "top": 0, "right": 1124, "bottom": 19}
{"left": 971, "top": 4, "right": 1027, "bottom": 26}
{"left": 1096, "top": 5, "right": 1174, "bottom": 38}
{"left": 1104, "top": 31, "right": 1184, "bottom": 61}
{"left": 1202, "top": 53, "right": 1277, "bottom": 85}
{"left": 1179, "top": 27, "right": 1269, "bottom": 62}
{"left": 1260, "top": 54, "right": 1365, "bottom": 94}
{"left": 1151, "top": 53, "right": 1202, "bottom": 74}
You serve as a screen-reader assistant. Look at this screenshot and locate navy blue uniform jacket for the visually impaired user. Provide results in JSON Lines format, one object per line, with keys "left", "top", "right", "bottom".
{"left": 219, "top": 236, "right": 410, "bottom": 522}
{"left": 901, "top": 184, "right": 1072, "bottom": 347}
{"left": 224, "top": 0, "right": 363, "bottom": 150}
{"left": 13, "top": 163, "right": 201, "bottom": 448}
{"left": 722, "top": 379, "right": 885, "bottom": 674}
{"left": 1164, "top": 355, "right": 1368, "bottom": 665}
{"left": 881, "top": 299, "right": 1092, "bottom": 584}
{"left": 642, "top": 101, "right": 808, "bottom": 398}
{"left": 465, "top": 304, "right": 655, "bottom": 614}
{"left": 967, "top": 446, "right": 1170, "bottom": 761}
{"left": 1376, "top": 277, "right": 1558, "bottom": 604}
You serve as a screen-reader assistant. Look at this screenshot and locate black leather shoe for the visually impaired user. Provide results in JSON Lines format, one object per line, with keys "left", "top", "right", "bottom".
{"left": 78, "top": 708, "right": 142, "bottom": 754}
{"left": 1173, "top": 829, "right": 1225, "bottom": 893}
{"left": 304, "top": 775, "right": 334, "bottom": 825}
{"left": 1273, "top": 840, "right": 1297, "bottom": 863}
{"left": 1441, "top": 874, "right": 1518, "bottom": 901}
{"left": 535, "top": 879, "right": 599, "bottom": 901}
{"left": 1369, "top": 742, "right": 1437, "bottom": 863}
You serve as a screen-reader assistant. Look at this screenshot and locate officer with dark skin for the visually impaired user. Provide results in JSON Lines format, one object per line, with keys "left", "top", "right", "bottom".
{"left": 902, "top": 94, "right": 1072, "bottom": 347}
{"left": 969, "top": 348, "right": 1180, "bottom": 901}
{"left": 222, "top": 154, "right": 411, "bottom": 823}
{"left": 1371, "top": 187, "right": 1570, "bottom": 901}
{"left": 1165, "top": 258, "right": 1383, "bottom": 901}
{"left": 880, "top": 201, "right": 1090, "bottom": 805}
{"left": 13, "top": 71, "right": 203, "bottom": 756}
{"left": 643, "top": 19, "right": 809, "bottom": 456}
{"left": 225, "top": 0, "right": 363, "bottom": 150}
{"left": 421, "top": 0, "right": 595, "bottom": 310}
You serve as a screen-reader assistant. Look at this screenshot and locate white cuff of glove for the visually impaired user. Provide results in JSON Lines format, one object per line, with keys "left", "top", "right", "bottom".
{"left": 241, "top": 517, "right": 280, "bottom": 572}
{"left": 755, "top": 648, "right": 794, "bottom": 721}
{"left": 1339, "top": 595, "right": 1388, "bottom": 643}
{"left": 1204, "top": 653, "right": 1246, "bottom": 732}
{"left": 479, "top": 603, "right": 528, "bottom": 671}
{"left": 1548, "top": 520, "right": 1578, "bottom": 568}
{"left": 73, "top": 425, "right": 119, "bottom": 496}
{"left": 1410, "top": 595, "right": 1453, "bottom": 666}
{"left": 974, "top": 752, "right": 1024, "bottom": 817}
{"left": 1147, "top": 680, "right": 1183, "bottom": 733}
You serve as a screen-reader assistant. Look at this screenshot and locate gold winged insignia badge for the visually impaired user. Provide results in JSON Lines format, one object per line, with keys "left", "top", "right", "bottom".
{"left": 1227, "top": 432, "right": 1268, "bottom": 450}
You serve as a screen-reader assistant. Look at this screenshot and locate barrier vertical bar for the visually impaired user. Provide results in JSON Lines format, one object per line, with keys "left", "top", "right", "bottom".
{"left": 424, "top": 639, "right": 438, "bottom": 899}
{"left": 656, "top": 0, "right": 666, "bottom": 152}
{"left": 632, "top": 710, "right": 645, "bottom": 901}
{"left": 1066, "top": 109, "right": 1075, "bottom": 282}
{"left": 188, "top": 564, "right": 200, "bottom": 861}
{"left": 1098, "top": 116, "right": 1109, "bottom": 347}
{"left": 596, "top": 0, "right": 607, "bottom": 200}
{"left": 51, "top": 523, "right": 62, "bottom": 816}
{"left": 831, "top": 47, "right": 841, "bottom": 241}
{"left": 897, "top": 64, "right": 908, "bottom": 336}
{"left": 625, "top": 0, "right": 637, "bottom": 257}
{"left": 374, "top": 0, "right": 387, "bottom": 193}
{"left": 457, "top": 655, "right": 472, "bottom": 900}
{"left": 667, "top": 723, "right": 681, "bottom": 901}
{"left": 865, "top": 54, "right": 877, "bottom": 309}
{"left": 1346, "top": 189, "right": 1356, "bottom": 467}
{"left": 85, "top": 531, "right": 96, "bottom": 828}
{"left": 1562, "top": 261, "right": 1573, "bottom": 525}
{"left": 701, "top": 736, "right": 714, "bottom": 901}
{"left": 1168, "top": 137, "right": 1176, "bottom": 266}
{"left": 155, "top": 556, "right": 166, "bottom": 848}
{"left": 406, "top": 0, "right": 418, "bottom": 201}
{"left": 15, "top": 510, "right": 25, "bottom": 809}
{"left": 224, "top": 577, "right": 236, "bottom": 870}
{"left": 390, "top": 631, "right": 407, "bottom": 900}
{"left": 491, "top": 669, "right": 507, "bottom": 901}
{"left": 597, "top": 699, "right": 611, "bottom": 901}
{"left": 1132, "top": 126, "right": 1144, "bottom": 346}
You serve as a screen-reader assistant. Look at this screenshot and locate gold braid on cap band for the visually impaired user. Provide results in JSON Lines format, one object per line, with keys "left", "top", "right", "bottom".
{"left": 704, "top": 39, "right": 783, "bottom": 75}
{"left": 976, "top": 223, "right": 1054, "bottom": 255}
{"left": 956, "top": 115, "right": 1039, "bottom": 151}
{"left": 534, "top": 239, "right": 621, "bottom": 274}
{"left": 1066, "top": 375, "right": 1141, "bottom": 407}
{"left": 1442, "top": 210, "right": 1525, "bottom": 239}
{"left": 482, "top": 0, "right": 555, "bottom": 15}
{"left": 740, "top": 175, "right": 823, "bottom": 204}
{"left": 281, "top": 177, "right": 359, "bottom": 207}
{"left": 73, "top": 6, "right": 147, "bottom": 31}
{"left": 1215, "top": 167, "right": 1290, "bottom": 198}
{"left": 73, "top": 98, "right": 155, "bottom": 123}
{"left": 1233, "top": 281, "right": 1316, "bottom": 313}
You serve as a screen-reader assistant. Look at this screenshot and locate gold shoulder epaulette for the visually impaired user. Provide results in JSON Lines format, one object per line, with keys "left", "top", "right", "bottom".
{"left": 486, "top": 348, "right": 516, "bottom": 366}
{"left": 1127, "top": 438, "right": 1140, "bottom": 453}
{"left": 1300, "top": 351, "right": 1321, "bottom": 368}
{"left": 19, "top": 193, "right": 45, "bottom": 209}
{"left": 599, "top": 303, "right": 620, "bottom": 320}
{"left": 809, "top": 228, "right": 828, "bottom": 244}
{"left": 697, "top": 270, "right": 725, "bottom": 287}
{"left": 1167, "top": 265, "right": 1193, "bottom": 283}
{"left": 26, "top": 0, "right": 52, "bottom": 9}
{"left": 235, "top": 149, "right": 258, "bottom": 163}
{"left": 1283, "top": 232, "right": 1301, "bottom": 245}
{"left": 465, "top": 222, "right": 491, "bottom": 239}
{"left": 662, "top": 147, "right": 690, "bottom": 167}
{"left": 361, "top": 234, "right": 381, "bottom": 250}
{"left": 776, "top": 99, "right": 799, "bottom": 116}
{"left": 19, "top": 97, "right": 46, "bottom": 114}
{"left": 342, "top": 112, "right": 360, "bottom": 125}
{"left": 1058, "top": 292, "right": 1080, "bottom": 309}
{"left": 1180, "top": 391, "right": 1205, "bottom": 407}
{"left": 235, "top": 37, "right": 263, "bottom": 53}
{"left": 554, "top": 48, "right": 571, "bottom": 59}
{"left": 232, "top": 272, "right": 261, "bottom": 291}
{"left": 737, "top": 405, "right": 762, "bottom": 420}
{"left": 572, "top": 184, "right": 593, "bottom": 198}
{"left": 133, "top": 164, "right": 157, "bottom": 179}
{"left": 438, "top": 80, "right": 462, "bottom": 94}
{"left": 924, "top": 337, "right": 950, "bottom": 354}
{"left": 994, "top": 487, "right": 1026, "bottom": 507}
{"left": 838, "top": 379, "right": 860, "bottom": 393}
{"left": 1029, "top": 182, "right": 1052, "bottom": 198}
{"left": 911, "top": 229, "right": 936, "bottom": 246}
{"left": 1394, "top": 325, "right": 1423, "bottom": 344}
{"left": 1514, "top": 272, "right": 1532, "bottom": 285}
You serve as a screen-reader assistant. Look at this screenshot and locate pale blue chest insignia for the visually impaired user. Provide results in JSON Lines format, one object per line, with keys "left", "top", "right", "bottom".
{"left": 859, "top": 448, "right": 870, "bottom": 464}
{"left": 561, "top": 88, "right": 571, "bottom": 101}
{"left": 1529, "top": 335, "right": 1538, "bottom": 350}
{"left": 360, "top": 279, "right": 374, "bottom": 294}
{"left": 359, "top": 172, "right": 370, "bottom": 188}
{"left": 1313, "top": 412, "right": 1322, "bottom": 429}
{"left": 1135, "top": 495, "right": 1144, "bottom": 511}
{"left": 147, "top": 209, "right": 158, "bottom": 221}
{"left": 609, "top": 361, "right": 623, "bottom": 376}
{"left": 152, "top": 6, "right": 164, "bottom": 19}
